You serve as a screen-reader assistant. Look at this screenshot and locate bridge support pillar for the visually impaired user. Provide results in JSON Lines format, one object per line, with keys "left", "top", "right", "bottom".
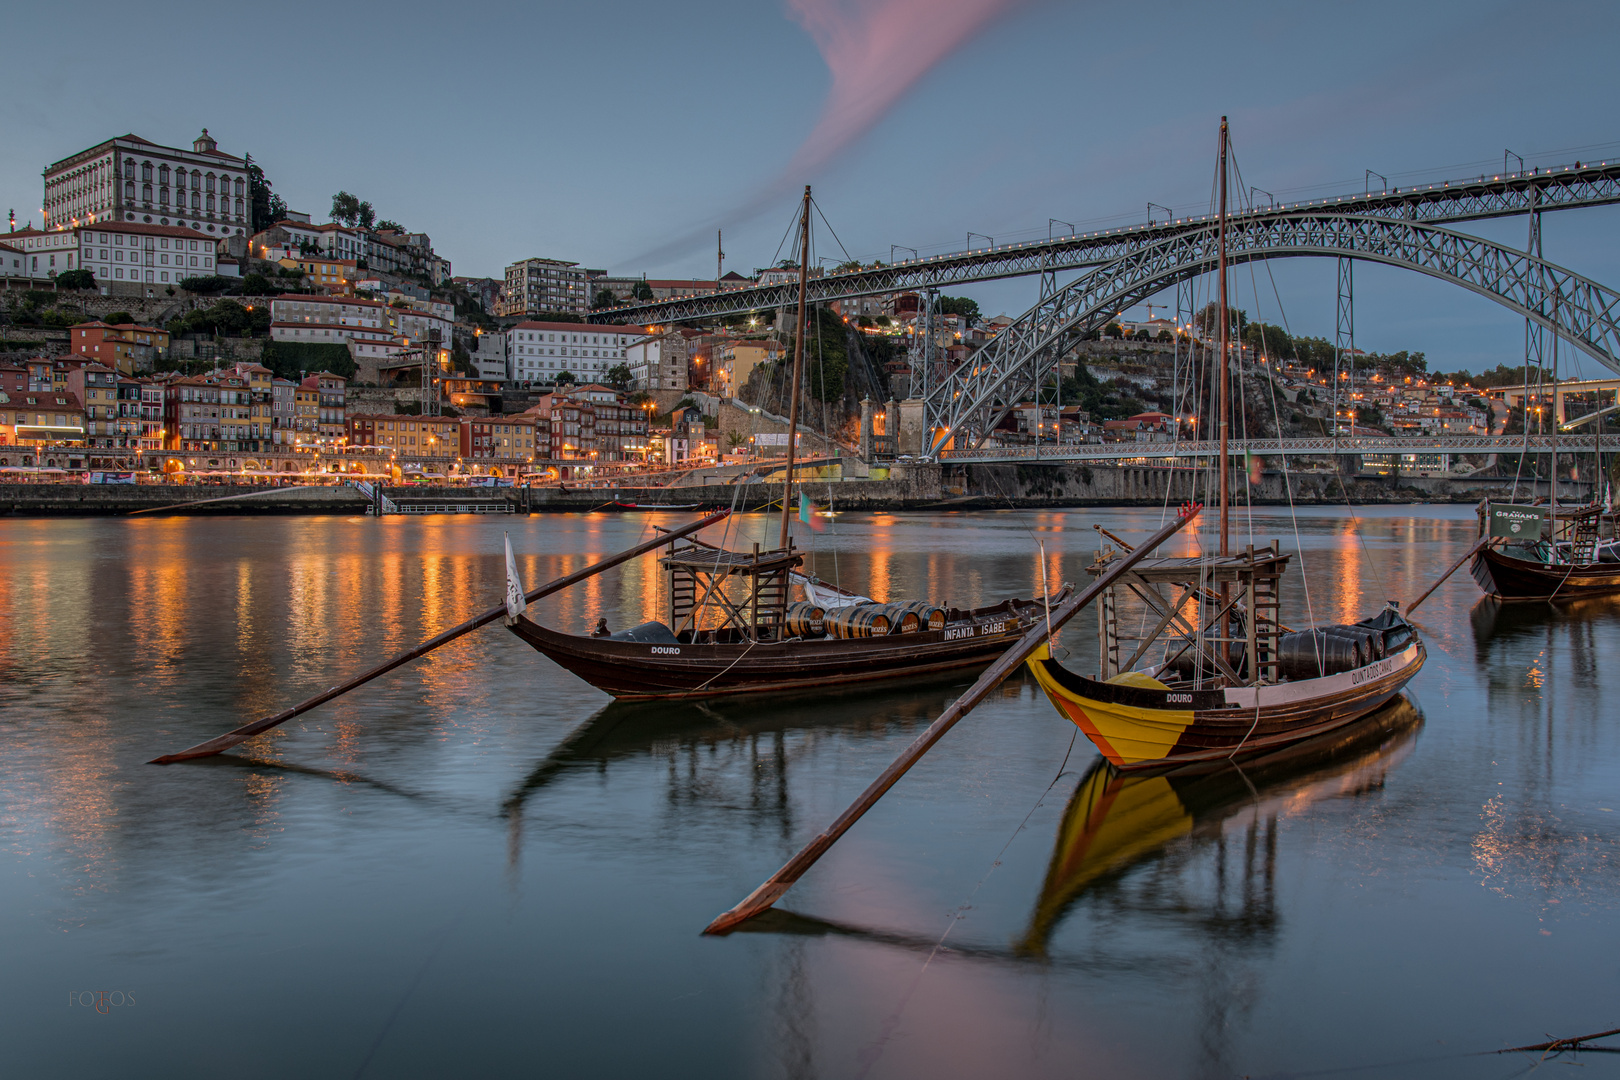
{"left": 898, "top": 398, "right": 927, "bottom": 456}
{"left": 859, "top": 398, "right": 873, "bottom": 461}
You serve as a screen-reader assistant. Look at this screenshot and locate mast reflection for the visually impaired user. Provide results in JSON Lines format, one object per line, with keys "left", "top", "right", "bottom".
{"left": 1021, "top": 693, "right": 1425, "bottom": 958}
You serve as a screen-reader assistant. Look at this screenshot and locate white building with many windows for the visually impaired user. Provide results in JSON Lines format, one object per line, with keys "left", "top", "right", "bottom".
{"left": 505, "top": 321, "right": 642, "bottom": 386}
{"left": 4, "top": 221, "right": 218, "bottom": 288}
{"left": 501, "top": 257, "right": 588, "bottom": 316}
{"left": 42, "top": 129, "right": 250, "bottom": 240}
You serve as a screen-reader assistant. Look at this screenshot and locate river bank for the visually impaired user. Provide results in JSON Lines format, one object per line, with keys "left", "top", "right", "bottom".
{"left": 0, "top": 463, "right": 1583, "bottom": 516}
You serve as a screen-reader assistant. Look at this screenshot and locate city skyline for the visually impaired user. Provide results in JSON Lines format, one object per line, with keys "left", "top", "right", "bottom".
{"left": 5, "top": 0, "right": 1619, "bottom": 371}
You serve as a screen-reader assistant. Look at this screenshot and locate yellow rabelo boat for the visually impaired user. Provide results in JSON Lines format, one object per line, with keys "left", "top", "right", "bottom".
{"left": 1027, "top": 118, "right": 1426, "bottom": 770}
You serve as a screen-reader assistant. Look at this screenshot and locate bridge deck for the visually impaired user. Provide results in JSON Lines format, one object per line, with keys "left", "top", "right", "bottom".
{"left": 938, "top": 434, "right": 1620, "bottom": 463}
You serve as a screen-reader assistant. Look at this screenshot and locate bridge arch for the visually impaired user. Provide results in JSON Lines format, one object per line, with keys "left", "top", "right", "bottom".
{"left": 927, "top": 213, "right": 1620, "bottom": 449}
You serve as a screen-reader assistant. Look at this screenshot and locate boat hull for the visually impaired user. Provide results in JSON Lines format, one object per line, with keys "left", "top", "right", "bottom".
{"left": 508, "top": 608, "right": 1039, "bottom": 699}
{"left": 1026, "top": 641, "right": 1426, "bottom": 770}
{"left": 1470, "top": 545, "right": 1620, "bottom": 601}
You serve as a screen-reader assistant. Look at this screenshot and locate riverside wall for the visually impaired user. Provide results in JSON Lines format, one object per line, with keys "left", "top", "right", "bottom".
{"left": 0, "top": 463, "right": 1588, "bottom": 517}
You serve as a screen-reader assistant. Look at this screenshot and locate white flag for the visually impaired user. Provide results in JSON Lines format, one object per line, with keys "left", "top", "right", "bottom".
{"left": 504, "top": 533, "right": 527, "bottom": 623}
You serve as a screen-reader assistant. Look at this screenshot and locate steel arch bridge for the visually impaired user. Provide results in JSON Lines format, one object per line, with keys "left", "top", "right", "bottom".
{"left": 924, "top": 212, "right": 1620, "bottom": 451}
{"left": 589, "top": 158, "right": 1620, "bottom": 326}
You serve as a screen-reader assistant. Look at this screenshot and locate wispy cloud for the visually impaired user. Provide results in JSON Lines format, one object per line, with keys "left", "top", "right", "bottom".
{"left": 630, "top": 0, "right": 1024, "bottom": 268}
{"left": 780, "top": 0, "right": 1024, "bottom": 179}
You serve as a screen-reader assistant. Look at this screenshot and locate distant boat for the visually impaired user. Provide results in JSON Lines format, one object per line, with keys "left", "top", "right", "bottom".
{"left": 1471, "top": 501, "right": 1620, "bottom": 600}
{"left": 613, "top": 501, "right": 702, "bottom": 510}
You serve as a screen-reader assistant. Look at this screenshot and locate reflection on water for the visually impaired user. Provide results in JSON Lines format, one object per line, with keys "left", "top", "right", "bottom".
{"left": 2, "top": 508, "right": 1619, "bottom": 1080}
{"left": 1024, "top": 694, "right": 1425, "bottom": 958}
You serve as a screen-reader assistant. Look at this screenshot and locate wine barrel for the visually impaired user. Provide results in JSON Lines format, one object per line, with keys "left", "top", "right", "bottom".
{"left": 784, "top": 601, "right": 825, "bottom": 638}
{"left": 1277, "top": 629, "right": 1365, "bottom": 680}
{"left": 1323, "top": 624, "right": 1385, "bottom": 660}
{"left": 892, "top": 600, "right": 947, "bottom": 631}
{"left": 871, "top": 603, "right": 922, "bottom": 634}
{"left": 824, "top": 605, "right": 892, "bottom": 638}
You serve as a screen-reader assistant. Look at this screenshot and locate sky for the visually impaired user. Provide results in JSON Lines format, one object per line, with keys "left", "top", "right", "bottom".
{"left": 6, "top": 0, "right": 1619, "bottom": 374}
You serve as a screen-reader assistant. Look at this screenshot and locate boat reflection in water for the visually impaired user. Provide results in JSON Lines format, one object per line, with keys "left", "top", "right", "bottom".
{"left": 501, "top": 674, "right": 980, "bottom": 865}
{"left": 1021, "top": 693, "right": 1425, "bottom": 958}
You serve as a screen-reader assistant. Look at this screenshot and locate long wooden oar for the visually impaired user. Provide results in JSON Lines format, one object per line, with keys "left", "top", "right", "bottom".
{"left": 703, "top": 504, "right": 1202, "bottom": 935}
{"left": 1407, "top": 534, "right": 1492, "bottom": 615}
{"left": 149, "top": 510, "right": 731, "bottom": 764}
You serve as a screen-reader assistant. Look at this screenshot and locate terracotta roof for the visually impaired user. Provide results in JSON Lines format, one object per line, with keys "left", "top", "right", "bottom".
{"left": 77, "top": 220, "right": 219, "bottom": 242}
{"left": 512, "top": 320, "right": 644, "bottom": 333}
{"left": 274, "top": 294, "right": 384, "bottom": 308}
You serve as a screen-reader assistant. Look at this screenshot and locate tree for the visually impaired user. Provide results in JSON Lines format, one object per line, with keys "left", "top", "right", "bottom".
{"left": 376, "top": 219, "right": 403, "bottom": 232}
{"left": 1193, "top": 301, "right": 1246, "bottom": 337}
{"left": 246, "top": 155, "right": 286, "bottom": 233}
{"left": 331, "top": 191, "right": 361, "bottom": 227}
{"left": 357, "top": 202, "right": 376, "bottom": 230}
{"left": 55, "top": 269, "right": 95, "bottom": 290}
{"left": 555, "top": 370, "right": 576, "bottom": 385}
{"left": 938, "top": 295, "right": 981, "bottom": 325}
{"left": 179, "top": 275, "right": 234, "bottom": 295}
{"left": 592, "top": 288, "right": 618, "bottom": 310}
{"left": 1104, "top": 322, "right": 1124, "bottom": 339}
{"left": 834, "top": 259, "right": 864, "bottom": 273}
{"left": 631, "top": 280, "right": 654, "bottom": 302}
{"left": 239, "top": 272, "right": 275, "bottom": 295}
{"left": 105, "top": 311, "right": 134, "bottom": 326}
{"left": 606, "top": 363, "right": 633, "bottom": 391}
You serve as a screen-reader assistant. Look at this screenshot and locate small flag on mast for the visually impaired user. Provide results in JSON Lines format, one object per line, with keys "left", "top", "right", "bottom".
{"left": 504, "top": 533, "right": 527, "bottom": 623}
{"left": 798, "top": 491, "right": 825, "bottom": 531}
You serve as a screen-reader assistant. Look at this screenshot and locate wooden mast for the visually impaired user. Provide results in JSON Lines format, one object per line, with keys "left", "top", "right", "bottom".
{"left": 778, "top": 185, "right": 812, "bottom": 550}
{"left": 1217, "top": 116, "right": 1231, "bottom": 557}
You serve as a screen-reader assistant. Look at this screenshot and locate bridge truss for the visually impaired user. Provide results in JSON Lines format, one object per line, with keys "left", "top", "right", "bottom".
{"left": 591, "top": 159, "right": 1620, "bottom": 326}
{"left": 922, "top": 213, "right": 1620, "bottom": 450}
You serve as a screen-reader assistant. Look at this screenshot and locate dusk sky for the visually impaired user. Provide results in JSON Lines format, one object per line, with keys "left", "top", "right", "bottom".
{"left": 7, "top": 0, "right": 1619, "bottom": 373}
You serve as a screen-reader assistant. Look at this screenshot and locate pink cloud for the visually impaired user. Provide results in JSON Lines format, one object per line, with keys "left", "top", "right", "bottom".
{"left": 781, "top": 0, "right": 1026, "bottom": 178}
{"left": 630, "top": 0, "right": 1023, "bottom": 267}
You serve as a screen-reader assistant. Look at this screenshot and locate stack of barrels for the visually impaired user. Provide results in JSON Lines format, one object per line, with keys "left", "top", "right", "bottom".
{"left": 821, "top": 602, "right": 928, "bottom": 638}
{"left": 1276, "top": 624, "right": 1388, "bottom": 680}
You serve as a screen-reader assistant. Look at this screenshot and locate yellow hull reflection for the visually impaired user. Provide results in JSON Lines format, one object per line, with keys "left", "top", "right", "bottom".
{"left": 1020, "top": 694, "right": 1424, "bottom": 956}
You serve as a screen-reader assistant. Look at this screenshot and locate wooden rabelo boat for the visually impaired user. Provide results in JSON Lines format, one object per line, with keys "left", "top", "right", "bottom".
{"left": 1024, "top": 118, "right": 1426, "bottom": 772}
{"left": 1470, "top": 500, "right": 1620, "bottom": 601}
{"left": 507, "top": 538, "right": 1069, "bottom": 699}
{"left": 1026, "top": 543, "right": 1425, "bottom": 770}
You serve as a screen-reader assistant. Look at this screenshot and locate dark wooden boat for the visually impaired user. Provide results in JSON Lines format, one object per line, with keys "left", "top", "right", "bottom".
{"left": 1469, "top": 501, "right": 1620, "bottom": 600}
{"left": 507, "top": 539, "right": 1068, "bottom": 699}
{"left": 1471, "top": 544, "right": 1620, "bottom": 600}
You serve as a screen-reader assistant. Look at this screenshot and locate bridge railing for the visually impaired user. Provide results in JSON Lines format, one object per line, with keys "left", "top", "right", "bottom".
{"left": 937, "top": 434, "right": 1620, "bottom": 462}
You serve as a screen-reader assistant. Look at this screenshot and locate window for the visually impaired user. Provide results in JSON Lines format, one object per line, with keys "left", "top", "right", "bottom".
{"left": 125, "top": 181, "right": 135, "bottom": 200}
{"left": 124, "top": 160, "right": 134, "bottom": 179}
{"left": 141, "top": 163, "right": 153, "bottom": 181}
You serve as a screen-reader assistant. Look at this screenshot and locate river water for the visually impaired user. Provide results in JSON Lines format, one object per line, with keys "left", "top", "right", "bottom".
{"left": 2, "top": 507, "right": 1617, "bottom": 1079}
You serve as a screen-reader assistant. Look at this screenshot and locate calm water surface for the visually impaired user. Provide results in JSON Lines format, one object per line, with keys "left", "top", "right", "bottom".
{"left": 2, "top": 507, "right": 1617, "bottom": 1078}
